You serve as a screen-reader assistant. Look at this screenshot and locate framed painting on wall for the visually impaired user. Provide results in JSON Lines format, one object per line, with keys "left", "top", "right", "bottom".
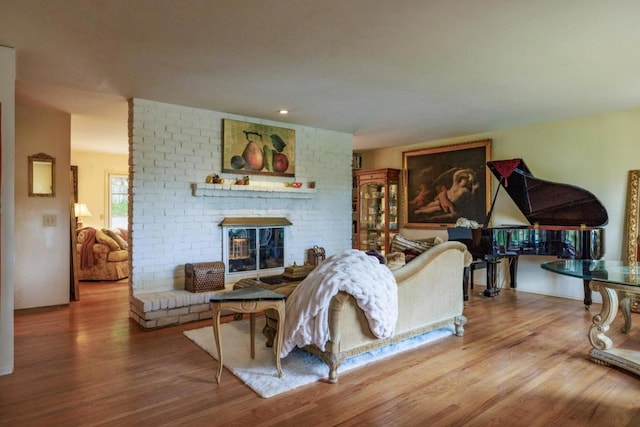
{"left": 624, "top": 169, "right": 640, "bottom": 264}
{"left": 403, "top": 139, "right": 492, "bottom": 229}
{"left": 222, "top": 119, "right": 295, "bottom": 177}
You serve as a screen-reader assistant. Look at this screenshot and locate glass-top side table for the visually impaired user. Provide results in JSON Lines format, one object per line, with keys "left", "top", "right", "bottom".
{"left": 210, "top": 286, "right": 286, "bottom": 384}
{"left": 541, "top": 259, "right": 640, "bottom": 376}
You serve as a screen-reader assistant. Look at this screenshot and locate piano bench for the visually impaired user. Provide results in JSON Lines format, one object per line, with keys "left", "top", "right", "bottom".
{"left": 469, "top": 260, "right": 487, "bottom": 289}
{"left": 463, "top": 260, "right": 487, "bottom": 301}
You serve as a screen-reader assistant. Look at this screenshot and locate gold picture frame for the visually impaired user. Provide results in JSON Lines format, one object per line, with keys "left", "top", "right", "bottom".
{"left": 402, "top": 139, "right": 492, "bottom": 229}
{"left": 222, "top": 119, "right": 295, "bottom": 177}
{"left": 624, "top": 169, "right": 640, "bottom": 265}
{"left": 28, "top": 152, "right": 56, "bottom": 197}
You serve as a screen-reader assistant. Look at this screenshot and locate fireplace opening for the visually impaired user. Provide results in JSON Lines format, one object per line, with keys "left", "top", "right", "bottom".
{"left": 220, "top": 217, "right": 291, "bottom": 278}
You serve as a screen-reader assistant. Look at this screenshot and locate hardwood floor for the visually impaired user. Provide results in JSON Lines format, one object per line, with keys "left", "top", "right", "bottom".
{"left": 1, "top": 280, "right": 639, "bottom": 426}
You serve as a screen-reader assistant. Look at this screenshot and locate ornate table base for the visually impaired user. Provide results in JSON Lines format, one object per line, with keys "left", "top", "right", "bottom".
{"left": 590, "top": 348, "right": 640, "bottom": 376}
{"left": 589, "top": 281, "right": 640, "bottom": 375}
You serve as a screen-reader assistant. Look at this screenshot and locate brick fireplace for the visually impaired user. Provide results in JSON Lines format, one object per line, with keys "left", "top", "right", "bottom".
{"left": 128, "top": 98, "right": 353, "bottom": 300}
{"left": 127, "top": 99, "right": 353, "bottom": 329}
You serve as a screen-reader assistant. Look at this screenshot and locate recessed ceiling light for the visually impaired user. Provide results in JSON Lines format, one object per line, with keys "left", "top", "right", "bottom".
{"left": 277, "top": 109, "right": 289, "bottom": 115}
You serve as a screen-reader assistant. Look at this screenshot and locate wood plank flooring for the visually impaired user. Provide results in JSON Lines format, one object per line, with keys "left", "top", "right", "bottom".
{"left": 1, "top": 280, "right": 639, "bottom": 426}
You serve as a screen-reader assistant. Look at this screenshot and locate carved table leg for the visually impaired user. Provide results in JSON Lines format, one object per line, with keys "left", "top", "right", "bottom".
{"left": 618, "top": 291, "right": 632, "bottom": 333}
{"left": 588, "top": 282, "right": 640, "bottom": 375}
{"left": 268, "top": 302, "right": 285, "bottom": 378}
{"left": 211, "top": 303, "right": 224, "bottom": 384}
{"left": 210, "top": 298, "right": 285, "bottom": 382}
{"left": 588, "top": 282, "right": 616, "bottom": 352}
{"left": 250, "top": 313, "right": 256, "bottom": 359}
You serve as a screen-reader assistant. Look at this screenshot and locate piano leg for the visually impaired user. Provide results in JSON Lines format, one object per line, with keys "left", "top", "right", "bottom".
{"left": 583, "top": 279, "right": 592, "bottom": 309}
{"left": 462, "top": 266, "right": 469, "bottom": 303}
{"left": 484, "top": 259, "right": 500, "bottom": 297}
{"left": 509, "top": 256, "right": 519, "bottom": 288}
{"left": 483, "top": 255, "right": 518, "bottom": 297}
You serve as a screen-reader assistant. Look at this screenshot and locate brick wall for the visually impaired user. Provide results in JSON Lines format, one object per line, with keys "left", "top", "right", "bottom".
{"left": 128, "top": 99, "right": 353, "bottom": 294}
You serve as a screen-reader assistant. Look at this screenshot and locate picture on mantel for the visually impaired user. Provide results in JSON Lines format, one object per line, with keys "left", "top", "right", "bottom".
{"left": 222, "top": 119, "right": 295, "bottom": 177}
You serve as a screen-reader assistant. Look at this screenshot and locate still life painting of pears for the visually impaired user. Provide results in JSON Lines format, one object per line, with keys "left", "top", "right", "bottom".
{"left": 230, "top": 131, "right": 288, "bottom": 172}
{"left": 223, "top": 120, "right": 295, "bottom": 177}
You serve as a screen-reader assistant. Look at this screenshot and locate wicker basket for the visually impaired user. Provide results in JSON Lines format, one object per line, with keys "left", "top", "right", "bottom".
{"left": 184, "top": 261, "right": 225, "bottom": 292}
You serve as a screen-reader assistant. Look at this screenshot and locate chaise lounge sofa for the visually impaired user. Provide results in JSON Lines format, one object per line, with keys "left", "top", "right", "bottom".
{"left": 266, "top": 240, "right": 469, "bottom": 383}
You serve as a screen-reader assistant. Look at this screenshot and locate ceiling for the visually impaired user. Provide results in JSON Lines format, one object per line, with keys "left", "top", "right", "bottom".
{"left": 3, "top": 1, "right": 640, "bottom": 155}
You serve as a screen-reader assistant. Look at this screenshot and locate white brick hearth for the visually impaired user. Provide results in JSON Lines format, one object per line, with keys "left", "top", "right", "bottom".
{"left": 130, "top": 290, "right": 219, "bottom": 329}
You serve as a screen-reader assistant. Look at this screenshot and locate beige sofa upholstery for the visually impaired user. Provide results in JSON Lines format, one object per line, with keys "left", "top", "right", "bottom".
{"left": 76, "top": 227, "right": 129, "bottom": 281}
{"left": 268, "top": 240, "right": 469, "bottom": 383}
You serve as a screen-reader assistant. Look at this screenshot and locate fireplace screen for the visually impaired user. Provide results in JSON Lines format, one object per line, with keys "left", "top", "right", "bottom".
{"left": 225, "top": 226, "right": 285, "bottom": 275}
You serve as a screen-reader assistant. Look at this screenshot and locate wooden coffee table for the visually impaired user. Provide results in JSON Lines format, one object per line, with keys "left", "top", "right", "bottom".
{"left": 209, "top": 286, "right": 286, "bottom": 384}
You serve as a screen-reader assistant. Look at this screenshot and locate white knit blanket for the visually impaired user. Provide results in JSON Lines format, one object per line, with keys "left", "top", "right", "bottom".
{"left": 280, "top": 249, "right": 398, "bottom": 357}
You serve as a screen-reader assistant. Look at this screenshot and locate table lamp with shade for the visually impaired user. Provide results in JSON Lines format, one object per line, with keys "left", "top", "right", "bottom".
{"left": 74, "top": 203, "right": 92, "bottom": 229}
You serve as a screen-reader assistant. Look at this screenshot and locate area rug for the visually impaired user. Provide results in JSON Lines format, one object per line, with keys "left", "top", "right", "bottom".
{"left": 183, "top": 319, "right": 454, "bottom": 398}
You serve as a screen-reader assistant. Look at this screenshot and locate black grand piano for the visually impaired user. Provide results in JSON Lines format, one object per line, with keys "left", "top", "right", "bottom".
{"left": 449, "top": 158, "right": 608, "bottom": 305}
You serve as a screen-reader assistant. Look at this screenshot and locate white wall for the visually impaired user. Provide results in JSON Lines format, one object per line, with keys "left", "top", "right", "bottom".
{"left": 129, "top": 99, "right": 353, "bottom": 293}
{"left": 14, "top": 106, "right": 71, "bottom": 309}
{"left": 70, "top": 151, "right": 128, "bottom": 229}
{"left": 363, "top": 109, "right": 640, "bottom": 302}
{"left": 0, "top": 46, "right": 16, "bottom": 375}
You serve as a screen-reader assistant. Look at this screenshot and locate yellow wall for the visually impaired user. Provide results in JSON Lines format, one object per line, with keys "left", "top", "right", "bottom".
{"left": 70, "top": 151, "right": 128, "bottom": 230}
{"left": 362, "top": 108, "right": 640, "bottom": 300}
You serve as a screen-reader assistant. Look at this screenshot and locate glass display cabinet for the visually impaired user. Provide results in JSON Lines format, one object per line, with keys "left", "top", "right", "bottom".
{"left": 355, "top": 168, "right": 400, "bottom": 255}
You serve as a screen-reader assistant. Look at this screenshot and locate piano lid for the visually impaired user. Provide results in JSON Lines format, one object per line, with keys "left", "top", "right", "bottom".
{"left": 486, "top": 158, "right": 608, "bottom": 227}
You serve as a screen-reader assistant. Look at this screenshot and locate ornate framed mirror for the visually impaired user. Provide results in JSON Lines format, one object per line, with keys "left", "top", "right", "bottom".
{"left": 28, "top": 152, "right": 55, "bottom": 197}
{"left": 624, "top": 169, "right": 640, "bottom": 264}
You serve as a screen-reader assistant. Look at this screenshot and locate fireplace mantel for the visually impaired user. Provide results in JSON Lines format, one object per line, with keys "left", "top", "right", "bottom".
{"left": 219, "top": 217, "right": 292, "bottom": 227}
{"left": 191, "top": 182, "right": 316, "bottom": 199}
